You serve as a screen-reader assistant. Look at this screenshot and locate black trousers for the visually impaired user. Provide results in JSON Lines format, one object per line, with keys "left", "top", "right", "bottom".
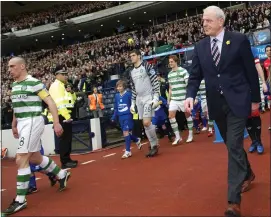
{"left": 58, "top": 115, "right": 73, "bottom": 165}
{"left": 132, "top": 119, "right": 144, "bottom": 139}
{"left": 215, "top": 95, "right": 251, "bottom": 204}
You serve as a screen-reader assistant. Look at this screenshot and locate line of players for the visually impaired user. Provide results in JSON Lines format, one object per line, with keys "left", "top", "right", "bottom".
{"left": 111, "top": 51, "right": 215, "bottom": 159}
{"left": 111, "top": 50, "right": 270, "bottom": 159}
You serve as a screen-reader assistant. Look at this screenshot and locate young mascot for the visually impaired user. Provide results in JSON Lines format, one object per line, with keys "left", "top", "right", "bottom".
{"left": 152, "top": 96, "right": 173, "bottom": 143}
{"left": 111, "top": 80, "right": 142, "bottom": 158}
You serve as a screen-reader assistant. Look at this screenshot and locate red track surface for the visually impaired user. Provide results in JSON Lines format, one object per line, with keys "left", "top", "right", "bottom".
{"left": 1, "top": 112, "right": 270, "bottom": 216}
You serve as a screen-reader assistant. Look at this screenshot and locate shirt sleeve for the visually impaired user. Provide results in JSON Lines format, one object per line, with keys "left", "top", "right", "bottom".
{"left": 33, "top": 81, "right": 50, "bottom": 100}
{"left": 128, "top": 70, "right": 137, "bottom": 103}
{"left": 144, "top": 62, "right": 160, "bottom": 98}
{"left": 183, "top": 69, "right": 190, "bottom": 86}
{"left": 254, "top": 58, "right": 260, "bottom": 65}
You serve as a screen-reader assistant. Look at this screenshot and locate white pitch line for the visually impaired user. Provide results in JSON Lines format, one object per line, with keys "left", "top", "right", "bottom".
{"left": 36, "top": 178, "right": 41, "bottom": 181}
{"left": 63, "top": 168, "right": 71, "bottom": 171}
{"left": 103, "top": 153, "right": 116, "bottom": 158}
{"left": 1, "top": 189, "right": 6, "bottom": 192}
{"left": 81, "top": 160, "right": 96, "bottom": 165}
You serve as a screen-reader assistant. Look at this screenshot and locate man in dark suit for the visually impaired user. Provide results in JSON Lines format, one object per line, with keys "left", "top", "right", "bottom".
{"left": 184, "top": 6, "right": 261, "bottom": 217}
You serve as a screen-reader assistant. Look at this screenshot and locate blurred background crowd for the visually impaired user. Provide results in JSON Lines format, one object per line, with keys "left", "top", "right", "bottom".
{"left": 1, "top": 1, "right": 271, "bottom": 133}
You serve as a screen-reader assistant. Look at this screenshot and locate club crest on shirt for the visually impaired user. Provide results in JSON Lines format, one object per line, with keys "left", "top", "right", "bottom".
{"left": 21, "top": 85, "right": 27, "bottom": 91}
{"left": 149, "top": 69, "right": 155, "bottom": 75}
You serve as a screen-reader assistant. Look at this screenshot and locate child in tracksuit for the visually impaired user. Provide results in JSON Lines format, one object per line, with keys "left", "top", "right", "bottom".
{"left": 152, "top": 96, "right": 173, "bottom": 142}
{"left": 111, "top": 80, "right": 142, "bottom": 159}
{"left": 28, "top": 145, "right": 58, "bottom": 194}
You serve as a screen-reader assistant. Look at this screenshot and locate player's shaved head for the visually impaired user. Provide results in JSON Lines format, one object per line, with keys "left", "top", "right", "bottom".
{"left": 8, "top": 56, "right": 27, "bottom": 80}
{"left": 9, "top": 56, "right": 26, "bottom": 66}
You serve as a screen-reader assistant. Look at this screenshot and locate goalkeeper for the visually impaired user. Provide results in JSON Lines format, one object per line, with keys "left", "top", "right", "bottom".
{"left": 128, "top": 49, "right": 160, "bottom": 157}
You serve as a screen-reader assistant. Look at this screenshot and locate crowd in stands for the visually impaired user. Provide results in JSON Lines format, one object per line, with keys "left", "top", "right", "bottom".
{"left": 1, "top": 1, "right": 125, "bottom": 34}
{"left": 1, "top": 2, "right": 271, "bottom": 125}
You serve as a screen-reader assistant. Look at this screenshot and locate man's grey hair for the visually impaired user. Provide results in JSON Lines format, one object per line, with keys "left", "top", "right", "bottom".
{"left": 203, "top": 6, "right": 226, "bottom": 21}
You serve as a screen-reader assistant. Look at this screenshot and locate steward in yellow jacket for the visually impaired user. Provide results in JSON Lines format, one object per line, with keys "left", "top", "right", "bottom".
{"left": 49, "top": 66, "right": 77, "bottom": 168}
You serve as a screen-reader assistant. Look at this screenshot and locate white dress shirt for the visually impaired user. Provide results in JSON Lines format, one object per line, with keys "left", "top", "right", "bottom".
{"left": 210, "top": 29, "right": 225, "bottom": 53}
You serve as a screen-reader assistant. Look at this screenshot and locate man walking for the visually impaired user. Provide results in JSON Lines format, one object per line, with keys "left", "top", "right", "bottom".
{"left": 49, "top": 65, "right": 78, "bottom": 169}
{"left": 184, "top": 6, "right": 260, "bottom": 217}
{"left": 3, "top": 57, "right": 71, "bottom": 215}
{"left": 128, "top": 49, "right": 160, "bottom": 157}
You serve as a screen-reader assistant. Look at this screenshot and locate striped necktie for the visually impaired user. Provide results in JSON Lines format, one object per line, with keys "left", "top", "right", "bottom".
{"left": 211, "top": 38, "right": 220, "bottom": 67}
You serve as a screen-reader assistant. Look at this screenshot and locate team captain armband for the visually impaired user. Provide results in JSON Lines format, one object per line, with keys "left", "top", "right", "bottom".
{"left": 38, "top": 89, "right": 50, "bottom": 99}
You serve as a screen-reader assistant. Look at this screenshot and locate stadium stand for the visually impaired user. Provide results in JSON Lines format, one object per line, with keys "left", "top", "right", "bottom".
{"left": 1, "top": 1, "right": 127, "bottom": 33}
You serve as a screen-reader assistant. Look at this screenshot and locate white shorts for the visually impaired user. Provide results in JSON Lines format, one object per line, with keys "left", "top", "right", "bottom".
{"left": 17, "top": 116, "right": 45, "bottom": 154}
{"left": 136, "top": 94, "right": 154, "bottom": 120}
{"left": 169, "top": 100, "right": 185, "bottom": 113}
{"left": 201, "top": 99, "right": 208, "bottom": 113}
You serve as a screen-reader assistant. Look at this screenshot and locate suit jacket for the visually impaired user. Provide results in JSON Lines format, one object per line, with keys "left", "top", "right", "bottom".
{"left": 186, "top": 31, "right": 261, "bottom": 120}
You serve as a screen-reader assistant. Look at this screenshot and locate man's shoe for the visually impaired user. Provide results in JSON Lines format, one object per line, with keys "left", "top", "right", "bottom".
{"left": 248, "top": 141, "right": 257, "bottom": 153}
{"left": 256, "top": 142, "right": 264, "bottom": 154}
{"left": 59, "top": 171, "right": 71, "bottom": 192}
{"left": 241, "top": 171, "right": 255, "bottom": 193}
{"left": 146, "top": 145, "right": 158, "bottom": 157}
{"left": 61, "top": 161, "right": 77, "bottom": 169}
{"left": 69, "top": 160, "right": 78, "bottom": 164}
{"left": 136, "top": 138, "right": 143, "bottom": 150}
{"left": 48, "top": 175, "right": 58, "bottom": 186}
{"left": 3, "top": 199, "right": 27, "bottom": 215}
{"left": 224, "top": 204, "right": 241, "bottom": 217}
{"left": 27, "top": 187, "right": 38, "bottom": 195}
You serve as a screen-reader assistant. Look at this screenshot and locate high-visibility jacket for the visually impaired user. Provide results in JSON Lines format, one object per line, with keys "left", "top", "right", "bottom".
{"left": 67, "top": 92, "right": 77, "bottom": 105}
{"left": 133, "top": 112, "right": 139, "bottom": 120}
{"left": 88, "top": 94, "right": 104, "bottom": 111}
{"left": 49, "top": 79, "right": 73, "bottom": 120}
{"left": 42, "top": 108, "right": 53, "bottom": 123}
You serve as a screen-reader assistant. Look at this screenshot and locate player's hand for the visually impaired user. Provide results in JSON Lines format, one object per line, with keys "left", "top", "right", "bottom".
{"left": 194, "top": 98, "right": 198, "bottom": 105}
{"left": 12, "top": 126, "right": 19, "bottom": 139}
{"left": 251, "top": 102, "right": 259, "bottom": 111}
{"left": 262, "top": 82, "right": 268, "bottom": 93}
{"left": 151, "top": 97, "right": 160, "bottom": 109}
{"left": 63, "top": 119, "right": 73, "bottom": 123}
{"left": 184, "top": 97, "right": 194, "bottom": 114}
{"left": 54, "top": 123, "right": 64, "bottom": 137}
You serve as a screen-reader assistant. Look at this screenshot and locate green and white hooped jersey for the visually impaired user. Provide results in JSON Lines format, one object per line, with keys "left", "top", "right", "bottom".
{"left": 11, "top": 75, "right": 45, "bottom": 119}
{"left": 197, "top": 79, "right": 207, "bottom": 100}
{"left": 168, "top": 67, "right": 189, "bottom": 101}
